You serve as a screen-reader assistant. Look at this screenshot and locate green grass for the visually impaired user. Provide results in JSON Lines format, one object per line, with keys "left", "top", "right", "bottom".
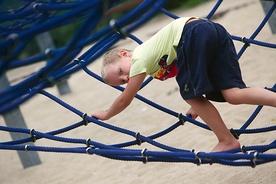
{"left": 181, "top": 0, "right": 207, "bottom": 8}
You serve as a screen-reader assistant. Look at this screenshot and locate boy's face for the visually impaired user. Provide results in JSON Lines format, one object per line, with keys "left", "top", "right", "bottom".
{"left": 106, "top": 56, "right": 132, "bottom": 86}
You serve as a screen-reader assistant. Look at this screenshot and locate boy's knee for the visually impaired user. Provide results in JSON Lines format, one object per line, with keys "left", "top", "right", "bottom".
{"left": 221, "top": 88, "right": 242, "bottom": 105}
{"left": 225, "top": 97, "right": 240, "bottom": 105}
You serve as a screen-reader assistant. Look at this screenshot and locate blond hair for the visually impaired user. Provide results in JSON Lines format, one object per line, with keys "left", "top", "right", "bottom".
{"left": 101, "top": 48, "right": 131, "bottom": 84}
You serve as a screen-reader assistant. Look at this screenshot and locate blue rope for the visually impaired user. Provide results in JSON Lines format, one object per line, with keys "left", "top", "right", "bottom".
{"left": 237, "top": 1, "right": 276, "bottom": 59}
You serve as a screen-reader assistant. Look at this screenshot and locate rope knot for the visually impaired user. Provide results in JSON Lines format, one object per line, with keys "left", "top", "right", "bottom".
{"left": 30, "top": 129, "right": 37, "bottom": 142}
{"left": 82, "top": 113, "right": 89, "bottom": 126}
{"left": 141, "top": 148, "right": 148, "bottom": 164}
{"left": 178, "top": 113, "right": 185, "bottom": 125}
{"left": 109, "top": 19, "right": 128, "bottom": 38}
{"left": 242, "top": 37, "right": 250, "bottom": 47}
{"left": 135, "top": 132, "right": 142, "bottom": 145}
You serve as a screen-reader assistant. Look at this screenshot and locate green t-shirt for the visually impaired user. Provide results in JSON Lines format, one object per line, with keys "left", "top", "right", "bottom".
{"left": 130, "top": 17, "right": 195, "bottom": 80}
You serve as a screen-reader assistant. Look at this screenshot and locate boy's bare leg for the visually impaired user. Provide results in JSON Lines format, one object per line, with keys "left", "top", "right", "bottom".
{"left": 186, "top": 96, "right": 240, "bottom": 152}
{"left": 221, "top": 87, "right": 276, "bottom": 106}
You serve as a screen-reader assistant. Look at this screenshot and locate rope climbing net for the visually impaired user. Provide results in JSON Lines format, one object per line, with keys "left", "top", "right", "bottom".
{"left": 0, "top": 0, "right": 276, "bottom": 167}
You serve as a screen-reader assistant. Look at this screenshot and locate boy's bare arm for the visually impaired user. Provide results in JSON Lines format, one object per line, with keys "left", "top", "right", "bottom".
{"left": 92, "top": 72, "right": 146, "bottom": 120}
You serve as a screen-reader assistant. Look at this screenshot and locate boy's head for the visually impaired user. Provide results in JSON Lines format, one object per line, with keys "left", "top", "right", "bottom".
{"left": 101, "top": 49, "right": 132, "bottom": 86}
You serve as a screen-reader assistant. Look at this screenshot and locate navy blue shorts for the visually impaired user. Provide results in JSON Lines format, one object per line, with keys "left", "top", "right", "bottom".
{"left": 176, "top": 19, "right": 246, "bottom": 102}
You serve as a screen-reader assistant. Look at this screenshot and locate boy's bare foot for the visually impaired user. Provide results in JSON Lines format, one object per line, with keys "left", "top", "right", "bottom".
{"left": 211, "top": 139, "right": 240, "bottom": 152}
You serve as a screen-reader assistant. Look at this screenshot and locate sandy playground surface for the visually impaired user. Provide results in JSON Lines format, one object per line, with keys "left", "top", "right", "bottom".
{"left": 1, "top": 0, "right": 276, "bottom": 183}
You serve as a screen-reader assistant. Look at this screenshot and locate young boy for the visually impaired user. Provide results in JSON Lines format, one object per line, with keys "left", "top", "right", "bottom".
{"left": 92, "top": 17, "right": 276, "bottom": 152}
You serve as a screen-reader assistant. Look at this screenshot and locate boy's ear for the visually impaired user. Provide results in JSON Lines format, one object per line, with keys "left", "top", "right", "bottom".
{"left": 118, "top": 50, "right": 128, "bottom": 57}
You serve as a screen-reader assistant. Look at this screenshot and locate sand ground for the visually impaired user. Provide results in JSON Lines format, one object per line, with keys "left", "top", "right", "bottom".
{"left": 1, "top": 0, "right": 276, "bottom": 183}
